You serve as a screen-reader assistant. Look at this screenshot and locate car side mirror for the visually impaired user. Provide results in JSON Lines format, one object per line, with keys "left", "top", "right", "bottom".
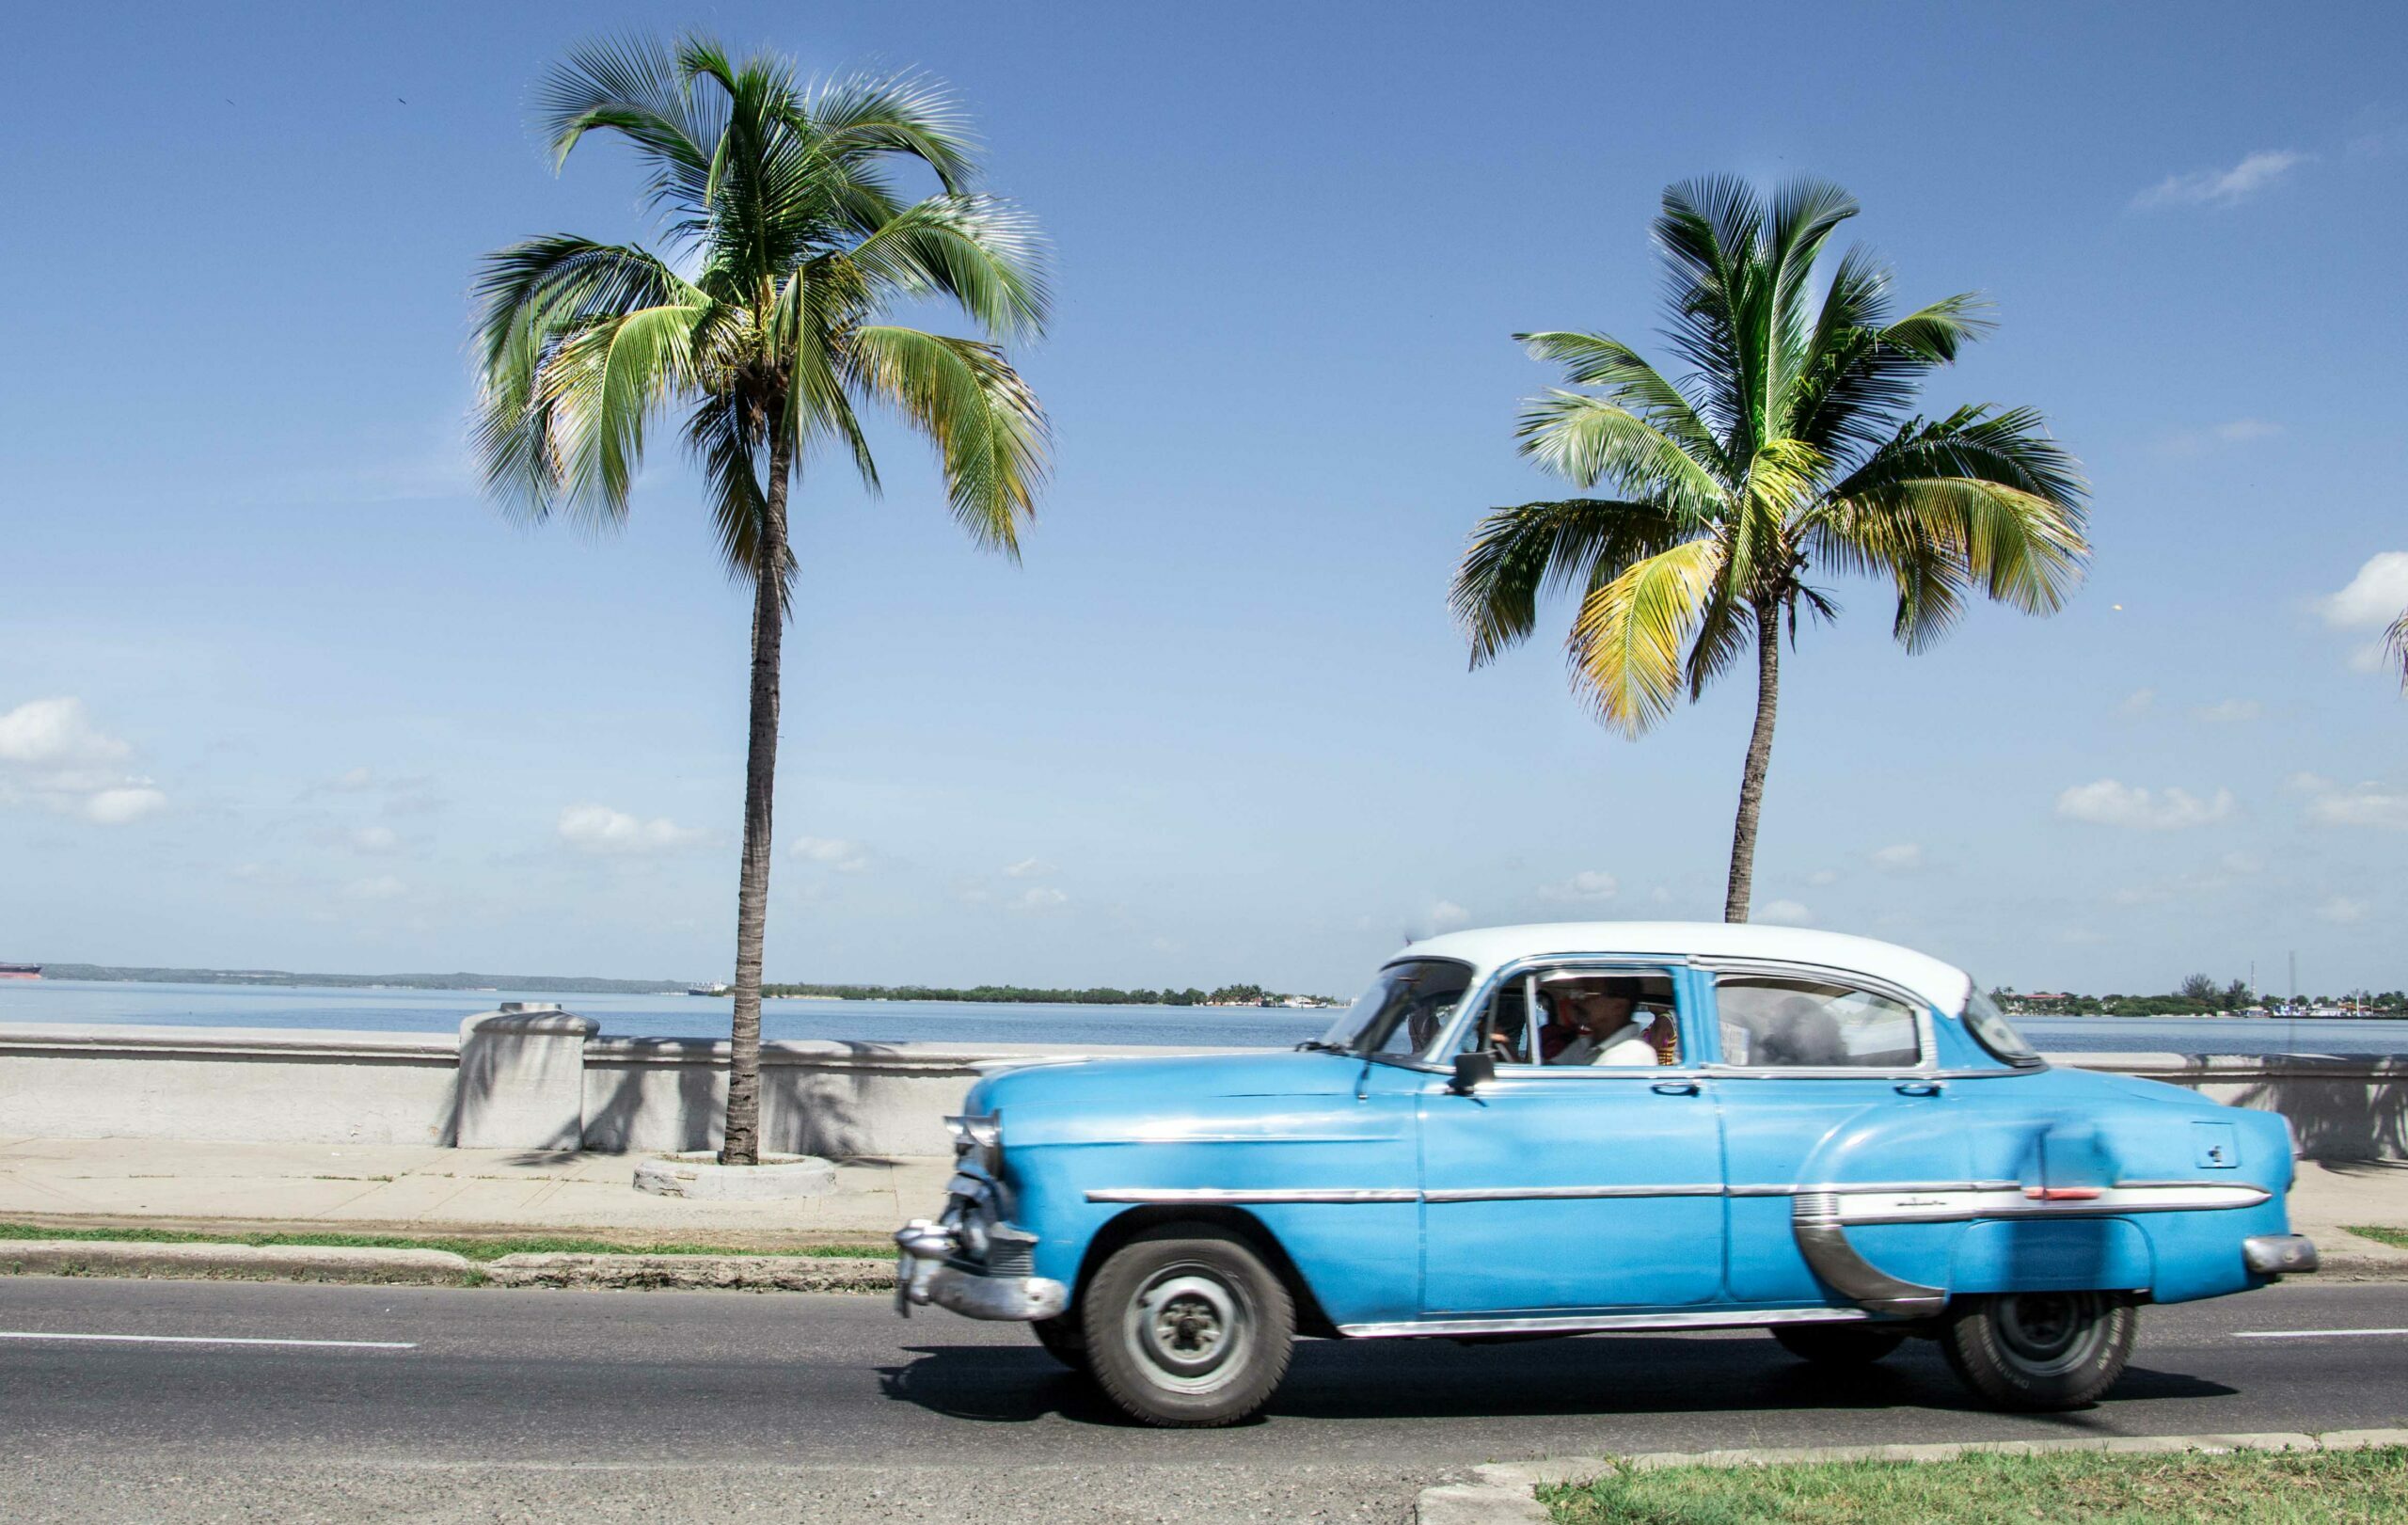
{"left": 1450, "top": 1052, "right": 1496, "bottom": 1094}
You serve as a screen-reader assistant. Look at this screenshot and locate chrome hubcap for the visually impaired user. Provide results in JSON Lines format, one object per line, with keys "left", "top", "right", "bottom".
{"left": 1996, "top": 1292, "right": 2106, "bottom": 1374}
{"left": 1126, "top": 1269, "right": 1249, "bottom": 1391}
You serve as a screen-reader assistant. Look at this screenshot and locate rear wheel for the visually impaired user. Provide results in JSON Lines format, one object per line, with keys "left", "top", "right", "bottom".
{"left": 1771, "top": 1323, "right": 1909, "bottom": 1366}
{"left": 1942, "top": 1292, "right": 2135, "bottom": 1411}
{"left": 1081, "top": 1225, "right": 1294, "bottom": 1427}
{"left": 1031, "top": 1312, "right": 1089, "bottom": 1374}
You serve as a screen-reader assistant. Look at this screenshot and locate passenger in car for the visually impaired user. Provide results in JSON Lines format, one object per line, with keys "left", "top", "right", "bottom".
{"left": 1548, "top": 978, "right": 1660, "bottom": 1066}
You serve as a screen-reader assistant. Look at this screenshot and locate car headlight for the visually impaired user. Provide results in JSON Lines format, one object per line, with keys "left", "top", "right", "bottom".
{"left": 944, "top": 1111, "right": 1004, "bottom": 1174}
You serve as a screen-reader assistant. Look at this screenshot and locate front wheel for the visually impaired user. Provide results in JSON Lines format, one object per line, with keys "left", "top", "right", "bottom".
{"left": 1031, "top": 1312, "right": 1089, "bottom": 1374}
{"left": 1081, "top": 1225, "right": 1294, "bottom": 1427}
{"left": 1771, "top": 1323, "right": 1908, "bottom": 1366}
{"left": 1942, "top": 1292, "right": 2135, "bottom": 1411}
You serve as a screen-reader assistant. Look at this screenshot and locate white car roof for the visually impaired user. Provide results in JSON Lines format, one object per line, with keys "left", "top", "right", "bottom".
{"left": 1397, "top": 921, "right": 1974, "bottom": 1013}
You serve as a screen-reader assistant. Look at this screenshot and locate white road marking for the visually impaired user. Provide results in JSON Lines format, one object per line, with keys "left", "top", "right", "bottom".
{"left": 2232, "top": 1327, "right": 2408, "bottom": 1340}
{"left": 0, "top": 1330, "right": 415, "bottom": 1349}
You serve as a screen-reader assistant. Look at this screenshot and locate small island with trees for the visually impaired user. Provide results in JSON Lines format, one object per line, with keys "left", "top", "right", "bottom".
{"left": 758, "top": 980, "right": 1339, "bottom": 1008}
{"left": 1996, "top": 977, "right": 2405, "bottom": 1020}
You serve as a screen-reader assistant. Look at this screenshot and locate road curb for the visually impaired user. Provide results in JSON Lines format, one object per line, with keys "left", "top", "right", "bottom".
{"left": 0, "top": 1240, "right": 475, "bottom": 1285}
{"left": 1422, "top": 1429, "right": 2408, "bottom": 1523}
{"left": 0, "top": 1240, "right": 900, "bottom": 1292}
{"left": 483, "top": 1252, "right": 894, "bottom": 1292}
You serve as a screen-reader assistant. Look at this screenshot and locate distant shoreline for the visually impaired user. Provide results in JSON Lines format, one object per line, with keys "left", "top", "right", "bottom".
{"left": 24, "top": 964, "right": 1340, "bottom": 1008}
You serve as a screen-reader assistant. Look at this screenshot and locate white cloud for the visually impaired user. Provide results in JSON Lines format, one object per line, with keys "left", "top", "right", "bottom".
{"left": 1420, "top": 899, "right": 1472, "bottom": 935}
{"left": 0, "top": 697, "right": 166, "bottom": 826}
{"left": 2190, "top": 699, "right": 2262, "bottom": 723}
{"left": 2316, "top": 896, "right": 2368, "bottom": 925}
{"left": 1806, "top": 868, "right": 1840, "bottom": 887}
{"left": 2116, "top": 688, "right": 2156, "bottom": 717}
{"left": 2133, "top": 149, "right": 2309, "bottom": 209}
{"left": 2318, "top": 552, "right": 2408, "bottom": 630}
{"left": 331, "top": 766, "right": 377, "bottom": 792}
{"left": 2158, "top": 419, "right": 2283, "bottom": 458}
{"left": 1001, "top": 857, "right": 1053, "bottom": 880}
{"left": 556, "top": 803, "right": 708, "bottom": 855}
{"left": 1537, "top": 869, "right": 1619, "bottom": 902}
{"left": 342, "top": 874, "right": 406, "bottom": 901}
{"left": 80, "top": 786, "right": 166, "bottom": 826}
{"left": 2055, "top": 779, "right": 2237, "bottom": 830}
{"left": 1757, "top": 899, "right": 1816, "bottom": 927}
{"left": 1009, "top": 885, "right": 1069, "bottom": 913}
{"left": 1869, "top": 843, "right": 1925, "bottom": 873}
{"left": 2290, "top": 773, "right": 2408, "bottom": 830}
{"left": 792, "top": 835, "right": 871, "bottom": 872}
{"left": 349, "top": 826, "right": 401, "bottom": 855}
{"left": 0, "top": 697, "right": 130, "bottom": 768}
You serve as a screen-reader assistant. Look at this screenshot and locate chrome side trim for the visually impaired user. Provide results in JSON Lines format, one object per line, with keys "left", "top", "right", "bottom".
{"left": 1827, "top": 1183, "right": 2271, "bottom": 1227}
{"left": 1791, "top": 1193, "right": 1948, "bottom": 1316}
{"left": 1424, "top": 1183, "right": 1721, "bottom": 1203}
{"left": 1082, "top": 1186, "right": 1418, "bottom": 1205}
{"left": 1339, "top": 1307, "right": 1876, "bottom": 1339}
{"left": 1084, "top": 1181, "right": 2269, "bottom": 1213}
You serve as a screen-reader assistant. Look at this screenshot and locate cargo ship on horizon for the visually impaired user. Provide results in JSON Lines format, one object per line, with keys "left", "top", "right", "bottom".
{"left": 0, "top": 962, "right": 41, "bottom": 980}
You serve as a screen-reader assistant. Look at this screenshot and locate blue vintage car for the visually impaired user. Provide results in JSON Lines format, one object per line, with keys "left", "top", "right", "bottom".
{"left": 895, "top": 922, "right": 2317, "bottom": 1426}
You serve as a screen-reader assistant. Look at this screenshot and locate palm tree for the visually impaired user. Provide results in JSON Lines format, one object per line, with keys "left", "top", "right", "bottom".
{"left": 1452, "top": 178, "right": 2087, "bottom": 923}
{"left": 473, "top": 38, "right": 1048, "bottom": 1164}
{"left": 2389, "top": 608, "right": 2408, "bottom": 692}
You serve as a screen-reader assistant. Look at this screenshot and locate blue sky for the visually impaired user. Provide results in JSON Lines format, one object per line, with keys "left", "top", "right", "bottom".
{"left": 2, "top": 1, "right": 2402, "bottom": 996}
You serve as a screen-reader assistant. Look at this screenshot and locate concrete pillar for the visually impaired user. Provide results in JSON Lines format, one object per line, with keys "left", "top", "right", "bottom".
{"left": 455, "top": 1005, "right": 599, "bottom": 1150}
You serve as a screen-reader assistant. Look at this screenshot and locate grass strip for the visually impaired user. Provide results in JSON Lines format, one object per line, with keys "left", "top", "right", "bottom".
{"left": 1541, "top": 1447, "right": 2408, "bottom": 1524}
{"left": 0, "top": 1222, "right": 889, "bottom": 1263}
{"left": 2346, "top": 1223, "right": 2408, "bottom": 1251}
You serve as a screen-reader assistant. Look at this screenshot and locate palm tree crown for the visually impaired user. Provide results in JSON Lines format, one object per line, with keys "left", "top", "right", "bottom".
{"left": 1452, "top": 177, "right": 2088, "bottom": 919}
{"left": 470, "top": 37, "right": 1048, "bottom": 1163}
{"left": 474, "top": 36, "right": 1049, "bottom": 589}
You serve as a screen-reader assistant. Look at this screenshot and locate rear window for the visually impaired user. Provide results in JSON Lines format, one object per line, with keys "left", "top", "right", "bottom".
{"left": 1961, "top": 984, "right": 2042, "bottom": 1066}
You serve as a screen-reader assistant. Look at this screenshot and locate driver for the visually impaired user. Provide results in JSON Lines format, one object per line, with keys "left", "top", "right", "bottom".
{"left": 1547, "top": 977, "right": 1659, "bottom": 1066}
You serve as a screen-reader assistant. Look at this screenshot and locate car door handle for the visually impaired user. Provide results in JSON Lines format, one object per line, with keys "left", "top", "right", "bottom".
{"left": 1894, "top": 1081, "right": 1942, "bottom": 1097}
{"left": 1651, "top": 1079, "right": 1700, "bottom": 1096}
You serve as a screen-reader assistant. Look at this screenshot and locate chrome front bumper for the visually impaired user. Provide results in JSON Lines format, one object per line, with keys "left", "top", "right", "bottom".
{"left": 894, "top": 1217, "right": 1069, "bottom": 1322}
{"left": 2243, "top": 1233, "right": 2320, "bottom": 1277}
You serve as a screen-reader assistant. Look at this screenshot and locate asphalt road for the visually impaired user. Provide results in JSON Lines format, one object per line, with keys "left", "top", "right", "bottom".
{"left": 3, "top": 1278, "right": 2404, "bottom": 1523}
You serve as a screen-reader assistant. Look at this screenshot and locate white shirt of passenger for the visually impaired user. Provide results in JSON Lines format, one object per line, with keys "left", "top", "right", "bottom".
{"left": 1554, "top": 1022, "right": 1658, "bottom": 1067}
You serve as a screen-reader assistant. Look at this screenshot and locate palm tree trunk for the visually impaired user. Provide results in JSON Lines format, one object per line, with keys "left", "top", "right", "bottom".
{"left": 1722, "top": 600, "right": 1782, "bottom": 924}
{"left": 720, "top": 427, "right": 794, "bottom": 1167}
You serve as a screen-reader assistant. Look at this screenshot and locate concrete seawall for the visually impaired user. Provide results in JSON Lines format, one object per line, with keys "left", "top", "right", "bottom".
{"left": 1, "top": 1017, "right": 2400, "bottom": 1161}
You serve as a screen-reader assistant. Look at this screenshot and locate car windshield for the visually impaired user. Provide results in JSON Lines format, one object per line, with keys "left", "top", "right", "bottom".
{"left": 1961, "top": 983, "right": 2042, "bottom": 1066}
{"left": 1317, "top": 959, "right": 1473, "bottom": 1060}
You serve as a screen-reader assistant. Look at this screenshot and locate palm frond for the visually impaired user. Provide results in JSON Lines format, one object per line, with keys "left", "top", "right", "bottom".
{"left": 845, "top": 325, "right": 1049, "bottom": 556}
{"left": 1514, "top": 392, "right": 1727, "bottom": 516}
{"left": 847, "top": 195, "right": 1050, "bottom": 340}
{"left": 1515, "top": 330, "right": 1728, "bottom": 474}
{"left": 2388, "top": 607, "right": 2408, "bottom": 693}
{"left": 537, "top": 36, "right": 721, "bottom": 214}
{"left": 1450, "top": 499, "right": 1688, "bottom": 667}
{"left": 805, "top": 71, "right": 979, "bottom": 194}
{"left": 1814, "top": 407, "right": 2090, "bottom": 646}
{"left": 1567, "top": 538, "right": 1726, "bottom": 735}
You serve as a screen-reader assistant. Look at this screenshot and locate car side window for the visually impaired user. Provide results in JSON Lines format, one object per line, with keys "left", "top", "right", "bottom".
{"left": 1462, "top": 967, "right": 1682, "bottom": 1068}
{"left": 1714, "top": 976, "right": 1922, "bottom": 1069}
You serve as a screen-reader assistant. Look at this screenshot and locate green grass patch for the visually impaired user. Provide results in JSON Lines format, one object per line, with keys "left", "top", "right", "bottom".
{"left": 1541, "top": 1446, "right": 2408, "bottom": 1524}
{"left": 0, "top": 1222, "right": 889, "bottom": 1263}
{"left": 2345, "top": 1224, "right": 2408, "bottom": 1251}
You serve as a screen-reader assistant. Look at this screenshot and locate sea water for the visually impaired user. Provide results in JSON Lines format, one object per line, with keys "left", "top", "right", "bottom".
{"left": 1, "top": 978, "right": 2403, "bottom": 1057}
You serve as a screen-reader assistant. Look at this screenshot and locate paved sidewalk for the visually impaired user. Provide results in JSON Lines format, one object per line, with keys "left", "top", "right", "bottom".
{"left": 0, "top": 1136, "right": 951, "bottom": 1247}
